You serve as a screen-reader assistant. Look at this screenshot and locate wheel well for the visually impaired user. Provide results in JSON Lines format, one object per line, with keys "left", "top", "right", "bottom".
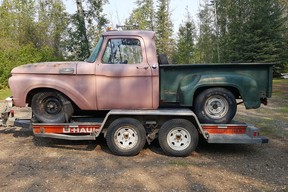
{"left": 193, "top": 86, "right": 241, "bottom": 105}
{"left": 26, "top": 88, "right": 77, "bottom": 108}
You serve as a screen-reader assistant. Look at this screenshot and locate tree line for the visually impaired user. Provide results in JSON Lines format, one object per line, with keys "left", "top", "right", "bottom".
{"left": 0, "top": 0, "right": 287, "bottom": 88}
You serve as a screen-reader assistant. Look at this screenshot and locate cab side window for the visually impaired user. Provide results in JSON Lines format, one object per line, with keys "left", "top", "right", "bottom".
{"left": 102, "top": 38, "right": 143, "bottom": 64}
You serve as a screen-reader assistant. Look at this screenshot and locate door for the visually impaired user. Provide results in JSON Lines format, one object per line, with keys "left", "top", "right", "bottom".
{"left": 96, "top": 37, "right": 153, "bottom": 109}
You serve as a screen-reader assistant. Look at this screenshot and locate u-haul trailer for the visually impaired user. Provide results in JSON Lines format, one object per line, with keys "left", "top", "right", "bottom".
{"left": 4, "top": 108, "right": 268, "bottom": 157}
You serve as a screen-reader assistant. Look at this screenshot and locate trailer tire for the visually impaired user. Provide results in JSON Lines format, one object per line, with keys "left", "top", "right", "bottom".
{"left": 158, "top": 119, "right": 199, "bottom": 157}
{"left": 106, "top": 118, "right": 146, "bottom": 156}
{"left": 194, "top": 88, "right": 236, "bottom": 124}
{"left": 31, "top": 91, "right": 74, "bottom": 123}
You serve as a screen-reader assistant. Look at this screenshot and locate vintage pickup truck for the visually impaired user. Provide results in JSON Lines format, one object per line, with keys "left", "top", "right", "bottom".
{"left": 8, "top": 30, "right": 273, "bottom": 124}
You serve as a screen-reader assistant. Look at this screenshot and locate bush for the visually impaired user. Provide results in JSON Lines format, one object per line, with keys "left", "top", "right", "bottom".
{"left": 0, "top": 38, "right": 57, "bottom": 87}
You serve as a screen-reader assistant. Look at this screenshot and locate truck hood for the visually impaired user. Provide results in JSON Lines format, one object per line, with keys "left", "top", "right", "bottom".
{"left": 11, "top": 61, "right": 82, "bottom": 74}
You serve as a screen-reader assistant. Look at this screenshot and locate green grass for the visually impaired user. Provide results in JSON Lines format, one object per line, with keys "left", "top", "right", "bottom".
{"left": 0, "top": 88, "right": 11, "bottom": 100}
{"left": 272, "top": 91, "right": 283, "bottom": 96}
{"left": 234, "top": 79, "right": 288, "bottom": 140}
{"left": 279, "top": 107, "right": 288, "bottom": 113}
{"left": 264, "top": 79, "right": 288, "bottom": 139}
{"left": 273, "top": 78, "right": 288, "bottom": 83}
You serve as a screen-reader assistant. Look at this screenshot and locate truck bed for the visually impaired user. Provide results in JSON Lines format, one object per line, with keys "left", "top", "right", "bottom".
{"left": 159, "top": 63, "right": 273, "bottom": 108}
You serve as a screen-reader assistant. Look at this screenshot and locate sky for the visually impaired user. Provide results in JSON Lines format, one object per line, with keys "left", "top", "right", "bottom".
{"left": 65, "top": 0, "right": 201, "bottom": 34}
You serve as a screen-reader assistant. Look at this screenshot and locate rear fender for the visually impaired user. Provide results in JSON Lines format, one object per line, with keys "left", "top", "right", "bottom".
{"left": 178, "top": 74, "right": 260, "bottom": 109}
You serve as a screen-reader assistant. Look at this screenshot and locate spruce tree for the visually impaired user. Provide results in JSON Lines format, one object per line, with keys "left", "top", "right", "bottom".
{"left": 125, "top": 0, "right": 155, "bottom": 30}
{"left": 155, "top": 0, "right": 174, "bottom": 59}
{"left": 196, "top": 0, "right": 217, "bottom": 63}
{"left": 216, "top": 0, "right": 286, "bottom": 64}
{"left": 173, "top": 7, "right": 196, "bottom": 64}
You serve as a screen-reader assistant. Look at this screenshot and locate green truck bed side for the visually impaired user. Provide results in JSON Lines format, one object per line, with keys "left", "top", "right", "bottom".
{"left": 159, "top": 63, "right": 273, "bottom": 109}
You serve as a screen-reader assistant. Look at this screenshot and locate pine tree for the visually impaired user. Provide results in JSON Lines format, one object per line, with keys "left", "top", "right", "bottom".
{"left": 125, "top": 0, "right": 155, "bottom": 30}
{"left": 173, "top": 7, "right": 196, "bottom": 64}
{"left": 196, "top": 0, "right": 217, "bottom": 63}
{"left": 155, "top": 0, "right": 174, "bottom": 59}
{"left": 277, "top": 0, "right": 288, "bottom": 73}
{"left": 216, "top": 0, "right": 286, "bottom": 64}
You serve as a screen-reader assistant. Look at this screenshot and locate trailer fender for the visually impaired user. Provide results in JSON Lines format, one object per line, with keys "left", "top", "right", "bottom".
{"left": 98, "top": 109, "right": 208, "bottom": 139}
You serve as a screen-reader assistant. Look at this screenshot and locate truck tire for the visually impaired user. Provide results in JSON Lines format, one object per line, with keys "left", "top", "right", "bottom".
{"left": 106, "top": 118, "right": 146, "bottom": 156}
{"left": 158, "top": 119, "right": 199, "bottom": 157}
{"left": 194, "top": 88, "right": 236, "bottom": 124}
{"left": 31, "top": 91, "right": 74, "bottom": 123}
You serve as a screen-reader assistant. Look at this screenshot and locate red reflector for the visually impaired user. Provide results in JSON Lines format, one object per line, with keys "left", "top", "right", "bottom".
{"left": 202, "top": 125, "right": 247, "bottom": 134}
{"left": 10, "top": 110, "right": 15, "bottom": 117}
{"left": 253, "top": 132, "right": 259, "bottom": 137}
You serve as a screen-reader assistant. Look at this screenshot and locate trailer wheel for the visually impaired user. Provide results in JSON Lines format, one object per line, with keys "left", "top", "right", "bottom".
{"left": 106, "top": 118, "right": 146, "bottom": 156}
{"left": 194, "top": 88, "right": 236, "bottom": 124}
{"left": 158, "top": 119, "right": 199, "bottom": 157}
{"left": 31, "top": 91, "right": 74, "bottom": 123}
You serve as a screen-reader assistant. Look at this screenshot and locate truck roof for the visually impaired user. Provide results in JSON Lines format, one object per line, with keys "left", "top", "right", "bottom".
{"left": 102, "top": 30, "right": 155, "bottom": 39}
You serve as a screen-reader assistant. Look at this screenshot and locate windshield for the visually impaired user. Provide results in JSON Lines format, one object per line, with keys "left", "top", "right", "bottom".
{"left": 86, "top": 37, "right": 103, "bottom": 63}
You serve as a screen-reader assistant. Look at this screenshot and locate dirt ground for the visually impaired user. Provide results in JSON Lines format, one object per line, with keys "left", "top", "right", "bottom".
{"left": 0, "top": 81, "right": 287, "bottom": 192}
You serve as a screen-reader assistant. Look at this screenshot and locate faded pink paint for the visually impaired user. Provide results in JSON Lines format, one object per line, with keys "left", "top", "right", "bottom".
{"left": 9, "top": 30, "right": 159, "bottom": 110}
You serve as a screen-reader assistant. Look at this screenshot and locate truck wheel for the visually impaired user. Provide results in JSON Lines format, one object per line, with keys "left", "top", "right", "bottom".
{"left": 31, "top": 91, "right": 74, "bottom": 123}
{"left": 158, "top": 119, "right": 199, "bottom": 157}
{"left": 194, "top": 88, "right": 236, "bottom": 124}
{"left": 106, "top": 118, "right": 146, "bottom": 156}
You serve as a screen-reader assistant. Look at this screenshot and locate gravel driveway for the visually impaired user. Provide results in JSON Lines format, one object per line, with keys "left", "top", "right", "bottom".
{"left": 0, "top": 80, "right": 287, "bottom": 191}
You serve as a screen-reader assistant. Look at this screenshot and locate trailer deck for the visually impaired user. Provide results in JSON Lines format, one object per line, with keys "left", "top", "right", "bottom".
{"left": 1, "top": 107, "right": 268, "bottom": 156}
{"left": 13, "top": 116, "right": 268, "bottom": 144}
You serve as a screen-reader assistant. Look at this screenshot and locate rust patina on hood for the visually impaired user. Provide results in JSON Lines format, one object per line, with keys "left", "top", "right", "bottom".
{"left": 11, "top": 62, "right": 79, "bottom": 74}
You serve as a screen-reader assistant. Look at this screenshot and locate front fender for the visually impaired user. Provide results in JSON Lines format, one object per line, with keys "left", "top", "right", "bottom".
{"left": 178, "top": 74, "right": 261, "bottom": 108}
{"left": 9, "top": 74, "right": 96, "bottom": 110}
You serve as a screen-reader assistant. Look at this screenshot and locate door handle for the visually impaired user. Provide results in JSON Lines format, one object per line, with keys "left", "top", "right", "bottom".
{"left": 59, "top": 68, "right": 74, "bottom": 74}
{"left": 152, "top": 65, "right": 157, "bottom": 69}
{"left": 136, "top": 66, "right": 148, "bottom": 70}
